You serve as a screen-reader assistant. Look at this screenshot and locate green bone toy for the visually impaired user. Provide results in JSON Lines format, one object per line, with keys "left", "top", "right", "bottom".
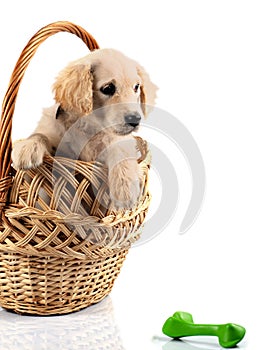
{"left": 162, "top": 311, "right": 246, "bottom": 348}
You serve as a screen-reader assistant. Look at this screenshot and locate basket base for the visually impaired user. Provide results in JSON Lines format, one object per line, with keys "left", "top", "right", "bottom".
{"left": 0, "top": 294, "right": 108, "bottom": 316}
{"left": 0, "top": 250, "right": 128, "bottom": 315}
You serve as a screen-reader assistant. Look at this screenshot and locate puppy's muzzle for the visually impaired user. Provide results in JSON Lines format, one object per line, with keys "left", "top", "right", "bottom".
{"left": 124, "top": 113, "right": 141, "bottom": 128}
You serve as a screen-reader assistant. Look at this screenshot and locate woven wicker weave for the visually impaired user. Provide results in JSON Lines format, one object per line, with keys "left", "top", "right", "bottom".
{"left": 0, "top": 21, "right": 151, "bottom": 315}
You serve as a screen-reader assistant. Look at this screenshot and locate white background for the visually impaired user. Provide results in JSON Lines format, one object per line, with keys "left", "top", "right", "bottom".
{"left": 0, "top": 1, "right": 259, "bottom": 349}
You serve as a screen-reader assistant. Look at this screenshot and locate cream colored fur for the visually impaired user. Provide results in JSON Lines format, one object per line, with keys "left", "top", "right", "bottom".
{"left": 12, "top": 48, "right": 157, "bottom": 209}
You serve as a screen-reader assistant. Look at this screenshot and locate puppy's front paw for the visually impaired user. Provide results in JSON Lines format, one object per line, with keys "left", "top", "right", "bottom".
{"left": 12, "top": 137, "right": 48, "bottom": 170}
{"left": 109, "top": 163, "right": 141, "bottom": 210}
{"left": 110, "top": 180, "right": 141, "bottom": 210}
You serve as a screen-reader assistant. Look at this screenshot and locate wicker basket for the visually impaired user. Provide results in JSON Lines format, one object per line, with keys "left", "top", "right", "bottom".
{"left": 0, "top": 21, "right": 151, "bottom": 315}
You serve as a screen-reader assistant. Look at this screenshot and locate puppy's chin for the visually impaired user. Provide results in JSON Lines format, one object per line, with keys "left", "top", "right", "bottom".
{"left": 113, "top": 124, "right": 139, "bottom": 136}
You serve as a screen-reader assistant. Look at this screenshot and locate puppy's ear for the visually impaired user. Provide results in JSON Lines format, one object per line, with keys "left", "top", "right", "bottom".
{"left": 137, "top": 65, "right": 158, "bottom": 117}
{"left": 53, "top": 63, "right": 93, "bottom": 115}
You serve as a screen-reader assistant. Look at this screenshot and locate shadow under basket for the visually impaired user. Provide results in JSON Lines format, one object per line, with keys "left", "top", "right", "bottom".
{"left": 0, "top": 21, "right": 151, "bottom": 315}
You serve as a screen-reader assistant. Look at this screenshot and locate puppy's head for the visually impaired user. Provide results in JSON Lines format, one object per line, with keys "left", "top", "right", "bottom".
{"left": 53, "top": 49, "right": 157, "bottom": 135}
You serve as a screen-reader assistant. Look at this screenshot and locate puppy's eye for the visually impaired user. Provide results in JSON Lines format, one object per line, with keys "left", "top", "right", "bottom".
{"left": 134, "top": 83, "right": 140, "bottom": 93}
{"left": 100, "top": 83, "right": 116, "bottom": 96}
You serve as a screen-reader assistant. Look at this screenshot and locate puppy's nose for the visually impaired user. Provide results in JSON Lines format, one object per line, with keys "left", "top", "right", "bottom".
{"left": 124, "top": 113, "right": 141, "bottom": 127}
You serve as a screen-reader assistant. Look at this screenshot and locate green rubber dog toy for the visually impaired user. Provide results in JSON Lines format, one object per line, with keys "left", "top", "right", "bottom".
{"left": 162, "top": 311, "right": 246, "bottom": 348}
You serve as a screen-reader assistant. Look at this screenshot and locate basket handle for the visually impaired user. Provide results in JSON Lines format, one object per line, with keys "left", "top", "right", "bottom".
{"left": 0, "top": 21, "right": 99, "bottom": 213}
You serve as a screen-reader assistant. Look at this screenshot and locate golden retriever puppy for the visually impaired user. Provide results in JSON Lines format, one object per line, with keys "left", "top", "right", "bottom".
{"left": 12, "top": 49, "right": 157, "bottom": 209}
